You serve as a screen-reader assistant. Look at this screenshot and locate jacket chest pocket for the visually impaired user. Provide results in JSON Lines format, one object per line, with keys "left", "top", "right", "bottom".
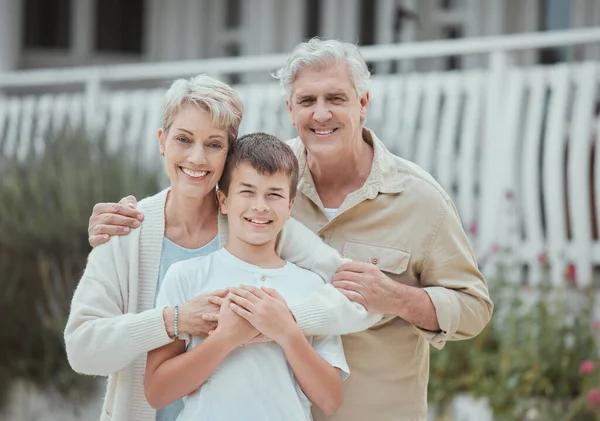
{"left": 342, "top": 240, "right": 411, "bottom": 278}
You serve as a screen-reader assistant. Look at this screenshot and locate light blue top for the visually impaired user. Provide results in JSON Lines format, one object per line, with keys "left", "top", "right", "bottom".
{"left": 155, "top": 235, "right": 220, "bottom": 421}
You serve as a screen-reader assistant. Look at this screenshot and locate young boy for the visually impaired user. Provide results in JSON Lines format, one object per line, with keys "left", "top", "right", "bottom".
{"left": 144, "top": 132, "right": 348, "bottom": 421}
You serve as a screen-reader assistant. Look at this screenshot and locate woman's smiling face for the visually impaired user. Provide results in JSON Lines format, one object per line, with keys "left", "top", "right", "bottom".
{"left": 159, "top": 105, "right": 229, "bottom": 200}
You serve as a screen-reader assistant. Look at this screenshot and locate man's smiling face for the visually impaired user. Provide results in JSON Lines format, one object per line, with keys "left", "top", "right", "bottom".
{"left": 286, "top": 61, "right": 369, "bottom": 159}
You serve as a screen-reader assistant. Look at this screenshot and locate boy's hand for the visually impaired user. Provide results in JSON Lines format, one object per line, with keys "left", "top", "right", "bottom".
{"left": 213, "top": 297, "right": 259, "bottom": 348}
{"left": 227, "top": 286, "right": 298, "bottom": 345}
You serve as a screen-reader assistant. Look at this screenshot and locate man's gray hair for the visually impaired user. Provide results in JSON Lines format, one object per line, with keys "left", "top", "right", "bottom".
{"left": 273, "top": 37, "right": 372, "bottom": 101}
{"left": 162, "top": 74, "right": 243, "bottom": 144}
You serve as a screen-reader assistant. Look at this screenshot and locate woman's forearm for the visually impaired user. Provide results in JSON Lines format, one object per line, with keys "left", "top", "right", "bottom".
{"left": 145, "top": 333, "right": 237, "bottom": 409}
{"left": 279, "top": 329, "right": 343, "bottom": 416}
{"left": 65, "top": 304, "right": 172, "bottom": 376}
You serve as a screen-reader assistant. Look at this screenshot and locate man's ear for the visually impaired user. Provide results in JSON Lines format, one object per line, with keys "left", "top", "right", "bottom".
{"left": 288, "top": 197, "right": 296, "bottom": 214}
{"left": 286, "top": 100, "right": 295, "bottom": 127}
{"left": 359, "top": 92, "right": 370, "bottom": 124}
{"left": 216, "top": 190, "right": 228, "bottom": 214}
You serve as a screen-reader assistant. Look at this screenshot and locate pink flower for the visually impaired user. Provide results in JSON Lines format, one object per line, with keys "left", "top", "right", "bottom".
{"left": 565, "top": 263, "right": 577, "bottom": 285}
{"left": 593, "top": 320, "right": 600, "bottom": 332}
{"left": 468, "top": 221, "right": 478, "bottom": 236}
{"left": 505, "top": 190, "right": 515, "bottom": 200}
{"left": 587, "top": 389, "right": 600, "bottom": 409}
{"left": 490, "top": 244, "right": 500, "bottom": 254}
{"left": 537, "top": 253, "right": 547, "bottom": 265}
{"left": 579, "top": 360, "right": 595, "bottom": 374}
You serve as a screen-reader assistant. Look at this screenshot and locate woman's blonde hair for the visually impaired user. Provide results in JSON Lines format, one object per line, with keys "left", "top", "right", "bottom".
{"left": 162, "top": 74, "right": 243, "bottom": 144}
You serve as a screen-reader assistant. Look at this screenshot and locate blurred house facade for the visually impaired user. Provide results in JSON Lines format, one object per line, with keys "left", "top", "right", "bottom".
{"left": 1, "top": 0, "right": 600, "bottom": 288}
{"left": 1, "top": 0, "right": 599, "bottom": 76}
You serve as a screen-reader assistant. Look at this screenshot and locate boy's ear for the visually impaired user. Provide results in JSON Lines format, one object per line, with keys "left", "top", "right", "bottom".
{"left": 216, "top": 190, "right": 228, "bottom": 214}
{"left": 288, "top": 197, "right": 296, "bottom": 213}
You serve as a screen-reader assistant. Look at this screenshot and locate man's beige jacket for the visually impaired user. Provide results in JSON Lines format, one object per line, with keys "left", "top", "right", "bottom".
{"left": 288, "top": 128, "right": 493, "bottom": 421}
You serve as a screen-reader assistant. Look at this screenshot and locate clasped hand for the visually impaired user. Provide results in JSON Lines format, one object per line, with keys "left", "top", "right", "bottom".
{"left": 209, "top": 285, "right": 297, "bottom": 346}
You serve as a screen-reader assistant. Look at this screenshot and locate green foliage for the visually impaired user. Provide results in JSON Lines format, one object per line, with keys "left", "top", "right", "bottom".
{"left": 429, "top": 278, "right": 600, "bottom": 421}
{"left": 0, "top": 129, "right": 161, "bottom": 409}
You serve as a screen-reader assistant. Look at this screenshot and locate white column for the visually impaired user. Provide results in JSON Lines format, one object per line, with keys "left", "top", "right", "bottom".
{"left": 205, "top": 1, "right": 225, "bottom": 57}
{"left": 587, "top": 0, "right": 600, "bottom": 59}
{"left": 71, "top": 0, "right": 94, "bottom": 65}
{"left": 182, "top": 0, "right": 204, "bottom": 60}
{"left": 571, "top": 0, "right": 588, "bottom": 61}
{"left": 573, "top": 0, "right": 600, "bottom": 60}
{"left": 399, "top": 0, "right": 418, "bottom": 72}
{"left": 0, "top": 0, "right": 21, "bottom": 72}
{"left": 375, "top": 0, "right": 395, "bottom": 44}
{"left": 519, "top": 0, "right": 540, "bottom": 66}
{"left": 571, "top": 0, "right": 587, "bottom": 28}
{"left": 242, "top": 0, "right": 277, "bottom": 82}
{"left": 339, "top": 0, "right": 359, "bottom": 43}
{"left": 143, "top": 0, "right": 164, "bottom": 61}
{"left": 250, "top": 0, "right": 277, "bottom": 55}
{"left": 281, "top": 0, "right": 305, "bottom": 52}
{"left": 160, "top": 0, "right": 186, "bottom": 61}
{"left": 464, "top": 0, "right": 484, "bottom": 68}
{"left": 416, "top": 0, "right": 442, "bottom": 71}
{"left": 374, "top": 0, "right": 396, "bottom": 74}
{"left": 486, "top": 0, "right": 506, "bottom": 35}
{"left": 320, "top": 0, "right": 339, "bottom": 39}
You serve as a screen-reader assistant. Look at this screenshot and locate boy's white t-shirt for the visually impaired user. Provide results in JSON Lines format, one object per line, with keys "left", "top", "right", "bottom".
{"left": 155, "top": 248, "right": 350, "bottom": 421}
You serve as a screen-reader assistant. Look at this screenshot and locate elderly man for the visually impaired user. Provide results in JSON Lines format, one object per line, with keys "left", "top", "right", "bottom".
{"left": 88, "top": 38, "right": 492, "bottom": 421}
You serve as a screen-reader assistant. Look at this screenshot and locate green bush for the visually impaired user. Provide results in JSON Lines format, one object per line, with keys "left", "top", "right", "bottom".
{"left": 429, "top": 275, "right": 600, "bottom": 421}
{"left": 0, "top": 129, "right": 161, "bottom": 409}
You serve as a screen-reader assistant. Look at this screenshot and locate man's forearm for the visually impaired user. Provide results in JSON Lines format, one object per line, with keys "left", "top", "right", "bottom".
{"left": 390, "top": 283, "right": 440, "bottom": 332}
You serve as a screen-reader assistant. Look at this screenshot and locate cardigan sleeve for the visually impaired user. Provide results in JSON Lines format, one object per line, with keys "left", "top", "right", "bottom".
{"left": 64, "top": 236, "right": 172, "bottom": 376}
{"left": 277, "top": 217, "right": 383, "bottom": 336}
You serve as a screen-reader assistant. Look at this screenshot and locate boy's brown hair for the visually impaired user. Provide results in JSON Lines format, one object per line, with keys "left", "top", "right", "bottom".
{"left": 218, "top": 132, "right": 299, "bottom": 199}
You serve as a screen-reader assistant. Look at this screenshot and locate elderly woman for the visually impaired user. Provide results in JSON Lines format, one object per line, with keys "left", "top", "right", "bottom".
{"left": 64, "top": 75, "right": 348, "bottom": 421}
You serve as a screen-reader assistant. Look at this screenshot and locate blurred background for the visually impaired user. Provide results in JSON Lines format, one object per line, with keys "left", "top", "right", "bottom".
{"left": 1, "top": 0, "right": 600, "bottom": 420}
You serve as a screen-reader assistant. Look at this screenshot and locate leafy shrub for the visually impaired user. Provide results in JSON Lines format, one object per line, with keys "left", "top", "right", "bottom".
{"left": 0, "top": 129, "right": 161, "bottom": 409}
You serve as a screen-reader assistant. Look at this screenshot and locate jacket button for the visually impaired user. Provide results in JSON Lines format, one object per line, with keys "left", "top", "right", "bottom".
{"left": 260, "top": 275, "right": 267, "bottom": 281}
{"left": 371, "top": 257, "right": 379, "bottom": 265}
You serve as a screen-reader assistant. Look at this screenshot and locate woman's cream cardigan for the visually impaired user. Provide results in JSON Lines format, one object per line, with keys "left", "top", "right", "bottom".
{"left": 64, "top": 189, "right": 346, "bottom": 421}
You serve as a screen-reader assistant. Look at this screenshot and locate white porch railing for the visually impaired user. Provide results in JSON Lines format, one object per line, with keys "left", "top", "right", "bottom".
{"left": 1, "top": 28, "right": 600, "bottom": 288}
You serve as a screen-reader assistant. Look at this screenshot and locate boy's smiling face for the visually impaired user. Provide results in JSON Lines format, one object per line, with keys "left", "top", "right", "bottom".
{"left": 217, "top": 163, "right": 295, "bottom": 248}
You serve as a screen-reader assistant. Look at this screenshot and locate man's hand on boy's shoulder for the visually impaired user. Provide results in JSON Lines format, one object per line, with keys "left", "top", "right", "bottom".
{"left": 227, "top": 286, "right": 299, "bottom": 345}
{"left": 88, "top": 195, "right": 144, "bottom": 247}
